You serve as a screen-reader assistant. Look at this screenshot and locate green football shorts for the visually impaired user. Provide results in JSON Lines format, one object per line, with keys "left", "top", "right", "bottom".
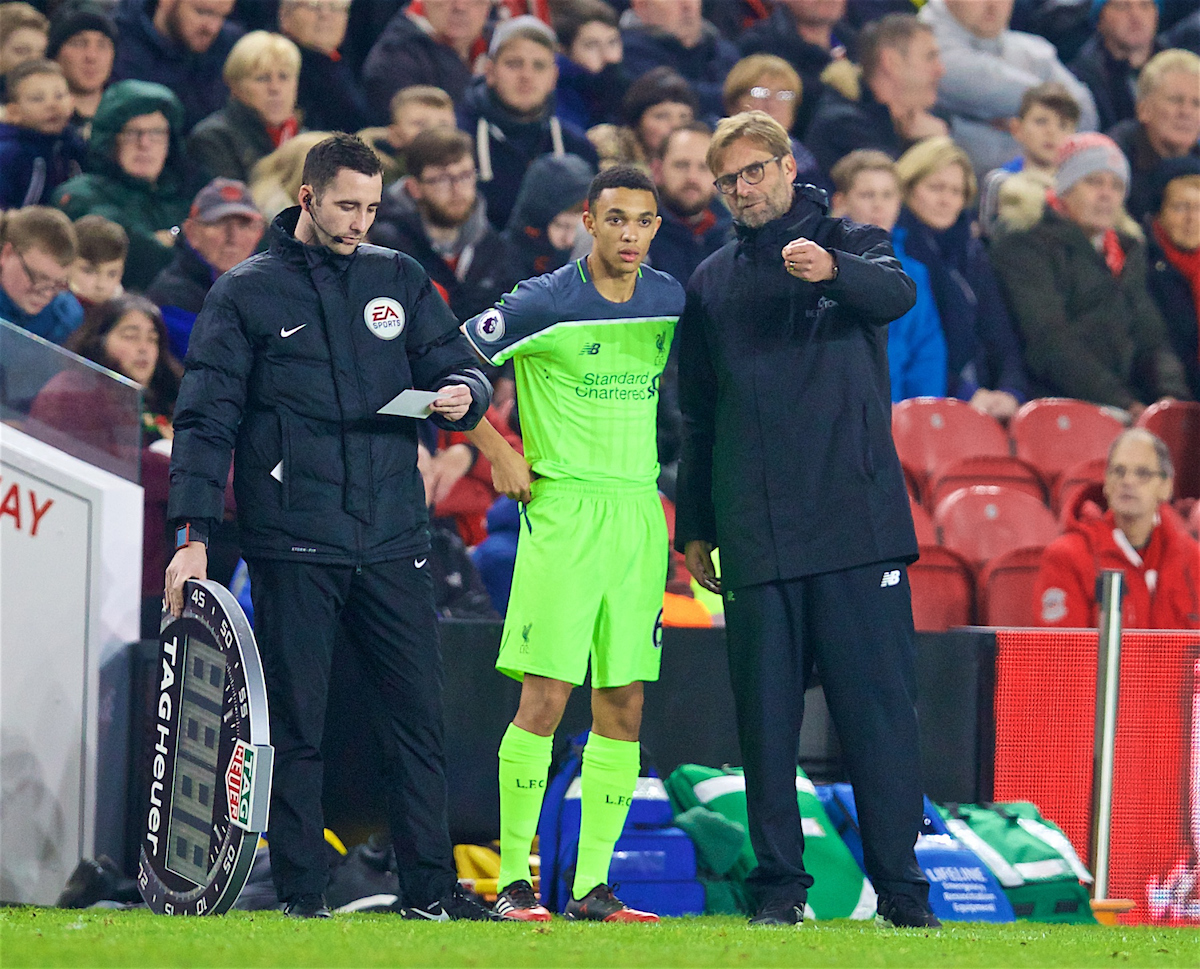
{"left": 496, "top": 479, "right": 667, "bottom": 688}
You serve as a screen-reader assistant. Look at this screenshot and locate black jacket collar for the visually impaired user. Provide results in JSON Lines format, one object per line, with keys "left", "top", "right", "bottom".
{"left": 270, "top": 206, "right": 357, "bottom": 272}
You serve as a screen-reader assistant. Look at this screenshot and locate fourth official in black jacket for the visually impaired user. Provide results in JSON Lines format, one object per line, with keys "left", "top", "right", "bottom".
{"left": 675, "top": 112, "right": 936, "bottom": 929}
{"left": 166, "top": 135, "right": 493, "bottom": 921}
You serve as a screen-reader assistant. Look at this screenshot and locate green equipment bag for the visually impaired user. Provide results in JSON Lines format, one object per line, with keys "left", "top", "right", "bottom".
{"left": 936, "top": 802, "right": 1097, "bottom": 924}
{"left": 665, "top": 764, "right": 876, "bottom": 920}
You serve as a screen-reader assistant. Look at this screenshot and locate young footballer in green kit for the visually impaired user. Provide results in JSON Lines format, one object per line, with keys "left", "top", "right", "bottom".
{"left": 462, "top": 166, "right": 685, "bottom": 922}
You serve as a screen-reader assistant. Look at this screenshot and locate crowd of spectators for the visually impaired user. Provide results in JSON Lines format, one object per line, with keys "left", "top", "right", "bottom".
{"left": 1, "top": 0, "right": 1198, "bottom": 631}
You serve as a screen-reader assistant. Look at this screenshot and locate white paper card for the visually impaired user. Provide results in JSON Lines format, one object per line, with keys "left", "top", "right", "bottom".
{"left": 377, "top": 389, "right": 441, "bottom": 418}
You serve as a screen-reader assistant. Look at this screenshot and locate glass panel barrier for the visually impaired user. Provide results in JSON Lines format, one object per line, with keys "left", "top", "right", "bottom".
{"left": 1, "top": 318, "right": 143, "bottom": 484}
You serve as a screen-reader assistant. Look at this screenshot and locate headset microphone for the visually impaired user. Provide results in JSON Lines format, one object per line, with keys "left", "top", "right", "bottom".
{"left": 302, "top": 193, "right": 352, "bottom": 247}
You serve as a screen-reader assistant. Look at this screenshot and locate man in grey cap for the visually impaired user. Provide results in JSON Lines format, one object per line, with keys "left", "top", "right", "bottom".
{"left": 145, "top": 177, "right": 264, "bottom": 359}
{"left": 457, "top": 14, "right": 599, "bottom": 230}
{"left": 992, "top": 131, "right": 1190, "bottom": 415}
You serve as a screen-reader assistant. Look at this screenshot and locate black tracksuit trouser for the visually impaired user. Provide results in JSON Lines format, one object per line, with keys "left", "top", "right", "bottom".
{"left": 246, "top": 556, "right": 456, "bottom": 906}
{"left": 723, "top": 559, "right": 929, "bottom": 909}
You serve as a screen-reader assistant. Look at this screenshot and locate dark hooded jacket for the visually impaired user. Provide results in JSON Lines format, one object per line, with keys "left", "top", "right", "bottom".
{"left": 111, "top": 0, "right": 243, "bottom": 134}
{"left": 458, "top": 78, "right": 598, "bottom": 232}
{"left": 369, "top": 176, "right": 516, "bottom": 323}
{"left": 675, "top": 184, "right": 918, "bottom": 589}
{"left": 54, "top": 80, "right": 197, "bottom": 290}
{"left": 499, "top": 152, "right": 594, "bottom": 283}
{"left": 167, "top": 206, "right": 492, "bottom": 563}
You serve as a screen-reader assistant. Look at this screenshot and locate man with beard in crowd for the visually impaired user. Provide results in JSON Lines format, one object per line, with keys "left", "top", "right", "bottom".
{"left": 648, "top": 121, "right": 732, "bottom": 285}
{"left": 369, "top": 125, "right": 513, "bottom": 324}
{"left": 111, "top": 0, "right": 242, "bottom": 133}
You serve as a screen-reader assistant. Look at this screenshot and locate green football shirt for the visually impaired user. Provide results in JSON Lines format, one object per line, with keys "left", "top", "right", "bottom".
{"left": 464, "top": 259, "right": 685, "bottom": 486}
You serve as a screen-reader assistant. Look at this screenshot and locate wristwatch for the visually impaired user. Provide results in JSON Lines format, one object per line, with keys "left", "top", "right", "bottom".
{"left": 827, "top": 251, "right": 839, "bottom": 281}
{"left": 174, "top": 522, "right": 209, "bottom": 551}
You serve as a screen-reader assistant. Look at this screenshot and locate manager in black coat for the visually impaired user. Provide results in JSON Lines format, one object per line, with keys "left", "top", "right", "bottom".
{"left": 675, "top": 111, "right": 936, "bottom": 929}
{"left": 163, "top": 134, "right": 494, "bottom": 921}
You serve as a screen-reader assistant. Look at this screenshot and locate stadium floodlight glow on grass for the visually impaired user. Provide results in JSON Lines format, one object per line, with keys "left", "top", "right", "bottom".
{"left": 137, "top": 580, "right": 273, "bottom": 916}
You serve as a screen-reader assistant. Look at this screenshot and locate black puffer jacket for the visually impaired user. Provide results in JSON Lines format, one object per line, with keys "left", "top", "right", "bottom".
{"left": 168, "top": 207, "right": 492, "bottom": 563}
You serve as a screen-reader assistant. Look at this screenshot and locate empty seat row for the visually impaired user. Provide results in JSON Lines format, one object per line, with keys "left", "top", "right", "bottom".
{"left": 893, "top": 398, "right": 1200, "bottom": 509}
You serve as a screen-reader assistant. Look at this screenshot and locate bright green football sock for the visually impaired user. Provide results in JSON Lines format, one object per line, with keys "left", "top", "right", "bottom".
{"left": 572, "top": 732, "right": 640, "bottom": 899}
{"left": 497, "top": 722, "right": 553, "bottom": 892}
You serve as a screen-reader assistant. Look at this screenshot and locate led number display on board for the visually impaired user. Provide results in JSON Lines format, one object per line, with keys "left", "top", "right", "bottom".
{"left": 138, "top": 580, "right": 273, "bottom": 915}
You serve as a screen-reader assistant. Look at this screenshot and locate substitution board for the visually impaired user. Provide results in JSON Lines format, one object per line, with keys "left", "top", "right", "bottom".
{"left": 138, "top": 579, "right": 273, "bottom": 915}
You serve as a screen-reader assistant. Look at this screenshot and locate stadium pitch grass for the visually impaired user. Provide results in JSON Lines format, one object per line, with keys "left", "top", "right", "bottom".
{"left": 1, "top": 908, "right": 1197, "bottom": 968}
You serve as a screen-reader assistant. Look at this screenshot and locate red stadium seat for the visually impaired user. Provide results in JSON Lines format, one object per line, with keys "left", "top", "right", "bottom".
{"left": 934, "top": 485, "right": 1060, "bottom": 569}
{"left": 909, "top": 495, "right": 936, "bottom": 546}
{"left": 891, "top": 398, "right": 1009, "bottom": 505}
{"left": 1137, "top": 400, "right": 1200, "bottom": 500}
{"left": 977, "top": 546, "right": 1045, "bottom": 626}
{"left": 908, "top": 545, "right": 974, "bottom": 631}
{"left": 1010, "top": 397, "right": 1124, "bottom": 490}
{"left": 926, "top": 454, "right": 1045, "bottom": 511}
{"left": 1052, "top": 457, "right": 1108, "bottom": 516}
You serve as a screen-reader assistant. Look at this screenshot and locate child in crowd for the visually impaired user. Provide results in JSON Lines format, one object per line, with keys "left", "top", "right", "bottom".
{"left": 831, "top": 149, "right": 947, "bottom": 403}
{"left": 358, "top": 85, "right": 456, "bottom": 186}
{"left": 69, "top": 214, "right": 127, "bottom": 315}
{"left": 0, "top": 2, "right": 48, "bottom": 77}
{"left": 0, "top": 59, "right": 84, "bottom": 208}
{"left": 980, "top": 81, "right": 1081, "bottom": 235}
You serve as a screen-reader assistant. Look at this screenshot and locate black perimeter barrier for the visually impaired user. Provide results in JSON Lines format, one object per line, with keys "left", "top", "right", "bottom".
{"left": 118, "top": 624, "right": 1000, "bottom": 873}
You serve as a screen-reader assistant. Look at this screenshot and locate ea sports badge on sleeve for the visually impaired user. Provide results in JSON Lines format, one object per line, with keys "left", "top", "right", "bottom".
{"left": 138, "top": 579, "right": 273, "bottom": 915}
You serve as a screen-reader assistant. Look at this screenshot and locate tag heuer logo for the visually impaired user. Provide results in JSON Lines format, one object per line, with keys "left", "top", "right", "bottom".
{"left": 225, "top": 740, "right": 255, "bottom": 826}
{"left": 364, "top": 297, "right": 405, "bottom": 340}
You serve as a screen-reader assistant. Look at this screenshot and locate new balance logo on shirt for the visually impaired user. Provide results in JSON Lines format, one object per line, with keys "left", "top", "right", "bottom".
{"left": 579, "top": 343, "right": 601, "bottom": 355}
{"left": 880, "top": 570, "right": 901, "bottom": 588}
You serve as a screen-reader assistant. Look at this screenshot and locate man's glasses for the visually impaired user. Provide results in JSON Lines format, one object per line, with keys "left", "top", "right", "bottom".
{"left": 15, "top": 250, "right": 69, "bottom": 296}
{"left": 117, "top": 126, "right": 170, "bottom": 144}
{"left": 420, "top": 171, "right": 477, "bottom": 190}
{"left": 713, "top": 156, "right": 782, "bottom": 196}
{"left": 1106, "top": 465, "right": 1167, "bottom": 483}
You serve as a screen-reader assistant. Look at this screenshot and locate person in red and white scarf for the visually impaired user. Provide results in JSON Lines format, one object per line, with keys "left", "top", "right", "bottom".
{"left": 187, "top": 30, "right": 303, "bottom": 184}
{"left": 1147, "top": 156, "right": 1200, "bottom": 400}
{"left": 991, "top": 131, "right": 1191, "bottom": 416}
